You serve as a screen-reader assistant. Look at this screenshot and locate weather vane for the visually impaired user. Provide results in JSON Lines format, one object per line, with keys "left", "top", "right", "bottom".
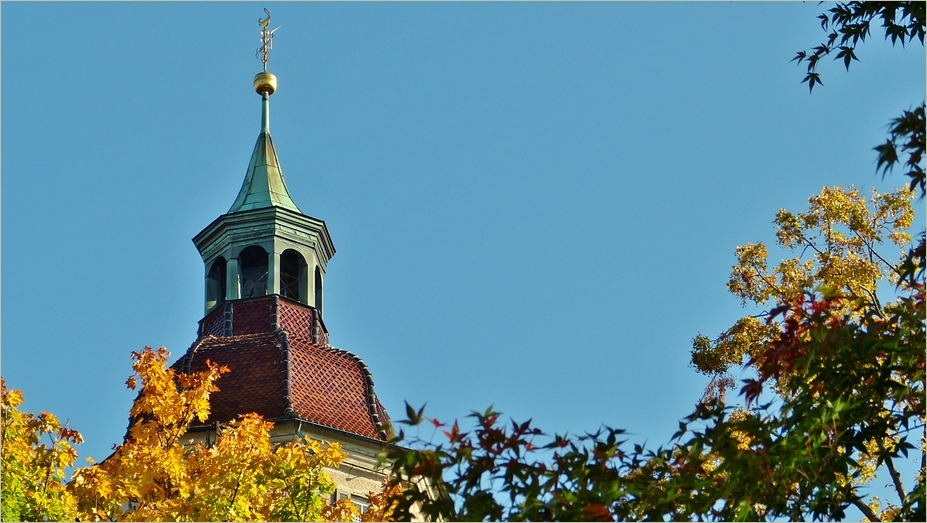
{"left": 256, "top": 8, "right": 281, "bottom": 72}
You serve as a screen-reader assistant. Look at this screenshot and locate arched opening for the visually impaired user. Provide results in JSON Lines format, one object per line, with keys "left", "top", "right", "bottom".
{"left": 314, "top": 266, "right": 323, "bottom": 311}
{"left": 206, "top": 257, "right": 227, "bottom": 311}
{"left": 280, "top": 249, "right": 306, "bottom": 301}
{"left": 239, "top": 246, "right": 269, "bottom": 298}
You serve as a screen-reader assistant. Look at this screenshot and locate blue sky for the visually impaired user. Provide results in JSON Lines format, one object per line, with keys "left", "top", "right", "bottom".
{"left": 2, "top": 1, "right": 924, "bottom": 512}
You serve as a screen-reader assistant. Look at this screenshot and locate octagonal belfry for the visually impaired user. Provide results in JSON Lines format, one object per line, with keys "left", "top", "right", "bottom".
{"left": 192, "top": 80, "right": 335, "bottom": 316}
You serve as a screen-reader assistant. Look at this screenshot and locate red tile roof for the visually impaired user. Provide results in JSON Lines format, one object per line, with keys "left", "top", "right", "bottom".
{"left": 175, "top": 296, "right": 391, "bottom": 441}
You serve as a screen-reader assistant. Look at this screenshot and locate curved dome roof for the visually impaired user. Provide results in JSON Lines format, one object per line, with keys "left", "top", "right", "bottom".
{"left": 174, "top": 296, "right": 391, "bottom": 441}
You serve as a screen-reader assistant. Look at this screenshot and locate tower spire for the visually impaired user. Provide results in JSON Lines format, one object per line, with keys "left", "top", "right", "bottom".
{"left": 229, "top": 9, "right": 298, "bottom": 214}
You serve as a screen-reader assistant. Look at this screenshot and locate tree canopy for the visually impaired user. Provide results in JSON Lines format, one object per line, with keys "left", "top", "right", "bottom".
{"left": 2, "top": 348, "right": 371, "bottom": 522}
{"left": 1, "top": 379, "right": 82, "bottom": 522}
{"left": 379, "top": 188, "right": 924, "bottom": 521}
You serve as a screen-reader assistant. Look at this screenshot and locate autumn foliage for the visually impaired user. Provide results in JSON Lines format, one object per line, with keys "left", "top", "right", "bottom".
{"left": 691, "top": 185, "right": 916, "bottom": 401}
{"left": 1, "top": 347, "right": 394, "bottom": 522}
{"left": 1, "top": 379, "right": 82, "bottom": 521}
{"left": 379, "top": 268, "right": 923, "bottom": 521}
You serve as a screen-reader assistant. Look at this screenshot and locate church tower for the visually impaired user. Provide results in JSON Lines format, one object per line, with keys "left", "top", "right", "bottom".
{"left": 173, "top": 13, "right": 392, "bottom": 511}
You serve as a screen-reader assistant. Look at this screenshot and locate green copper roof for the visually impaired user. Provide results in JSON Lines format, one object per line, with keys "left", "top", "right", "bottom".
{"left": 229, "top": 95, "right": 301, "bottom": 213}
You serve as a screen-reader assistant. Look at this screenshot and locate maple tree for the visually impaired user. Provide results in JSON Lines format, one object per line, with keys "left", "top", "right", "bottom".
{"left": 685, "top": 2, "right": 925, "bottom": 517}
{"left": 1, "top": 379, "right": 81, "bottom": 522}
{"left": 377, "top": 181, "right": 923, "bottom": 520}
{"left": 379, "top": 242, "right": 924, "bottom": 521}
{"left": 2, "top": 348, "right": 374, "bottom": 522}
{"left": 360, "top": 480, "right": 405, "bottom": 522}
{"left": 68, "top": 346, "right": 360, "bottom": 522}
{"left": 792, "top": 1, "right": 923, "bottom": 93}
{"left": 681, "top": 185, "right": 922, "bottom": 521}
{"left": 690, "top": 185, "right": 916, "bottom": 400}
{"left": 792, "top": 1, "right": 925, "bottom": 275}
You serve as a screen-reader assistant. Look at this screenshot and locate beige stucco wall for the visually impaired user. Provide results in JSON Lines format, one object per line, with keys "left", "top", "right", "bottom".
{"left": 272, "top": 420, "right": 388, "bottom": 502}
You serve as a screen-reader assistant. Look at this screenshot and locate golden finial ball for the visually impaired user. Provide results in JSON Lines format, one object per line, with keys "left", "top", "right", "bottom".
{"left": 254, "top": 72, "right": 278, "bottom": 95}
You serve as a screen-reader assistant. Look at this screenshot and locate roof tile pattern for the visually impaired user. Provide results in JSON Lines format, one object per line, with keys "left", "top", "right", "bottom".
{"left": 287, "top": 336, "right": 385, "bottom": 440}
{"left": 200, "top": 307, "right": 225, "bottom": 337}
{"left": 184, "top": 333, "right": 287, "bottom": 423}
{"left": 277, "top": 299, "right": 328, "bottom": 346}
{"left": 176, "top": 296, "right": 390, "bottom": 441}
{"left": 232, "top": 299, "right": 272, "bottom": 335}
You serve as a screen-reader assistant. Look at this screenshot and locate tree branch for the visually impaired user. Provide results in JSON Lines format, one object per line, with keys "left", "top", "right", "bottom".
{"left": 283, "top": 478, "right": 303, "bottom": 520}
{"left": 862, "top": 287, "right": 885, "bottom": 318}
{"left": 753, "top": 261, "right": 786, "bottom": 298}
{"left": 852, "top": 497, "right": 881, "bottom": 521}
{"left": 802, "top": 235, "right": 825, "bottom": 257}
{"left": 227, "top": 473, "right": 243, "bottom": 519}
{"left": 877, "top": 439, "right": 907, "bottom": 506}
{"left": 852, "top": 228, "right": 902, "bottom": 279}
